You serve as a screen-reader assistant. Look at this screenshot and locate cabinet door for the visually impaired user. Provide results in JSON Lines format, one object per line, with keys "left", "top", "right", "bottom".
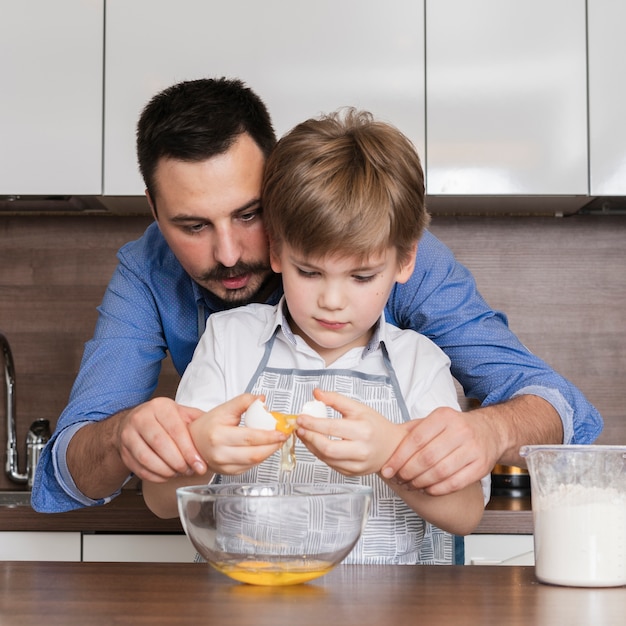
{"left": 426, "top": 0, "right": 587, "bottom": 195}
{"left": 465, "top": 534, "right": 534, "bottom": 566}
{"left": 588, "top": 0, "right": 626, "bottom": 195}
{"left": 82, "top": 534, "right": 197, "bottom": 563}
{"left": 0, "top": 532, "right": 81, "bottom": 561}
{"left": 0, "top": 0, "right": 103, "bottom": 195}
{"left": 104, "top": 0, "right": 425, "bottom": 195}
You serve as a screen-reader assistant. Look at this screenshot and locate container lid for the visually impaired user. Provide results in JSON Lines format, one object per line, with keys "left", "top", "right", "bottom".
{"left": 520, "top": 444, "right": 626, "bottom": 457}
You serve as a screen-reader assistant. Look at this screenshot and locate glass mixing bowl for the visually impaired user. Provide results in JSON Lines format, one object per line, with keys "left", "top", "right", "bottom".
{"left": 177, "top": 483, "right": 372, "bottom": 586}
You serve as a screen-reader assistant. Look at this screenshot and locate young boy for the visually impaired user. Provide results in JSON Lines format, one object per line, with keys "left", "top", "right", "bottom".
{"left": 143, "top": 108, "right": 488, "bottom": 565}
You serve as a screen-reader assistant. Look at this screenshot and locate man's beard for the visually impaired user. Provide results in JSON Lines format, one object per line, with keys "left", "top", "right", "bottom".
{"left": 197, "top": 261, "right": 277, "bottom": 307}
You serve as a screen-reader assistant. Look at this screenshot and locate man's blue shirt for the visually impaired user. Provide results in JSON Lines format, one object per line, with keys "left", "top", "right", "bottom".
{"left": 31, "top": 222, "right": 603, "bottom": 512}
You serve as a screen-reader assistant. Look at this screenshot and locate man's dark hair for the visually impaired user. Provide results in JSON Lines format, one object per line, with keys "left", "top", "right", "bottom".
{"left": 136, "top": 77, "right": 276, "bottom": 204}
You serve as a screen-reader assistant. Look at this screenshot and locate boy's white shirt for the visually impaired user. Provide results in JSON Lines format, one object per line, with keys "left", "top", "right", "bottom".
{"left": 176, "top": 298, "right": 490, "bottom": 504}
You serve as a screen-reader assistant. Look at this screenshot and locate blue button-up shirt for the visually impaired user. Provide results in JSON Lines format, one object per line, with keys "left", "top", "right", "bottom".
{"left": 31, "top": 222, "right": 603, "bottom": 512}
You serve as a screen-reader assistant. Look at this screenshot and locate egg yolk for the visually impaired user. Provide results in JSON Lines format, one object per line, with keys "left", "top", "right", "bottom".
{"left": 271, "top": 412, "right": 297, "bottom": 435}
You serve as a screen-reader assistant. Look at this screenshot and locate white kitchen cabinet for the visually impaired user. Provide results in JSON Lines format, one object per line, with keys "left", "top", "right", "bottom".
{"left": 0, "top": 0, "right": 103, "bottom": 196}
{"left": 465, "top": 534, "right": 534, "bottom": 566}
{"left": 426, "top": 0, "right": 588, "bottom": 195}
{"left": 82, "top": 533, "right": 197, "bottom": 563}
{"left": 103, "top": 0, "right": 425, "bottom": 196}
{"left": 0, "top": 532, "right": 81, "bottom": 561}
{"left": 588, "top": 0, "right": 626, "bottom": 195}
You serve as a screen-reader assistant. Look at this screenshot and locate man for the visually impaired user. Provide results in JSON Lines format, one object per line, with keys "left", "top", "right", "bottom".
{"left": 31, "top": 77, "right": 602, "bottom": 513}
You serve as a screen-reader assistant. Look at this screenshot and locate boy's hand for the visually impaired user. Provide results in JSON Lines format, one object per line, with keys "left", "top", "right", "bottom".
{"left": 189, "top": 393, "right": 287, "bottom": 475}
{"left": 296, "top": 389, "right": 404, "bottom": 476}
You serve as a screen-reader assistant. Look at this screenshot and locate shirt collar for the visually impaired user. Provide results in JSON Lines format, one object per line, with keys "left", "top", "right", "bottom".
{"left": 258, "top": 296, "right": 289, "bottom": 345}
{"left": 267, "top": 296, "right": 387, "bottom": 358}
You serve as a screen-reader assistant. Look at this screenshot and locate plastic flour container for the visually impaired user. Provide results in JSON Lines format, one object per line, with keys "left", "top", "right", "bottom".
{"left": 520, "top": 445, "right": 626, "bottom": 587}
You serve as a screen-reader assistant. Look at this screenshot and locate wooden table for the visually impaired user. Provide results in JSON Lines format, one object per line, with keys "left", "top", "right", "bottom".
{"left": 0, "top": 562, "right": 623, "bottom": 625}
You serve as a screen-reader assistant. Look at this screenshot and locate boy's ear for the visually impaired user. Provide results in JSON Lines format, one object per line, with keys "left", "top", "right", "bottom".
{"left": 396, "top": 242, "right": 418, "bottom": 284}
{"left": 269, "top": 246, "right": 282, "bottom": 273}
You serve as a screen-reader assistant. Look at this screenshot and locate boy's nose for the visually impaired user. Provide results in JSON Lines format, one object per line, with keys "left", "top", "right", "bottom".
{"left": 318, "top": 281, "right": 345, "bottom": 310}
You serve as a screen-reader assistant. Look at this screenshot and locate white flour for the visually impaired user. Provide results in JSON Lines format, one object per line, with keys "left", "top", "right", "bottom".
{"left": 533, "top": 484, "right": 626, "bottom": 587}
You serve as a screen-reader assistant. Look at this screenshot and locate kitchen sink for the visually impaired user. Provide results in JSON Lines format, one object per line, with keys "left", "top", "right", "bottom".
{"left": 0, "top": 491, "right": 32, "bottom": 508}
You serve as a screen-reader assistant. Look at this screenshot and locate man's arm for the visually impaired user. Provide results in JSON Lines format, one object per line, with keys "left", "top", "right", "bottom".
{"left": 380, "top": 230, "right": 601, "bottom": 496}
{"left": 487, "top": 394, "right": 563, "bottom": 465}
{"left": 31, "top": 226, "right": 205, "bottom": 512}
{"left": 386, "top": 230, "right": 603, "bottom": 445}
{"left": 67, "top": 413, "right": 131, "bottom": 501}
{"left": 381, "top": 395, "right": 561, "bottom": 495}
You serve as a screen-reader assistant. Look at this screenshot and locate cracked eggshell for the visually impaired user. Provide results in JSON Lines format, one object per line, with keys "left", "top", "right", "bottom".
{"left": 243, "top": 399, "right": 276, "bottom": 430}
{"left": 300, "top": 399, "right": 328, "bottom": 418}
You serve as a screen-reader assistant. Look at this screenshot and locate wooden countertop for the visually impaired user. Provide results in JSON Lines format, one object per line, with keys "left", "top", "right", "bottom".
{"left": 0, "top": 489, "right": 182, "bottom": 533}
{"left": 1, "top": 562, "right": 624, "bottom": 625}
{"left": 0, "top": 490, "right": 533, "bottom": 534}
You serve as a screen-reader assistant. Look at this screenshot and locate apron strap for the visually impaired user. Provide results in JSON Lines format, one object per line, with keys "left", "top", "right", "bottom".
{"left": 380, "top": 342, "right": 412, "bottom": 423}
{"left": 244, "top": 327, "right": 279, "bottom": 394}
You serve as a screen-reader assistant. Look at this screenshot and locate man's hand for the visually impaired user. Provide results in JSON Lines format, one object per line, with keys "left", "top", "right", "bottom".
{"left": 69, "top": 397, "right": 211, "bottom": 499}
{"left": 115, "top": 397, "right": 209, "bottom": 483}
{"left": 380, "top": 406, "right": 500, "bottom": 496}
{"left": 380, "top": 395, "right": 563, "bottom": 496}
{"left": 296, "top": 389, "right": 404, "bottom": 476}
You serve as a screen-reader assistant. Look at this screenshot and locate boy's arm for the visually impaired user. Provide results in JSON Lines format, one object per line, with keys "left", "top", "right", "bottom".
{"left": 143, "top": 471, "right": 214, "bottom": 520}
{"left": 383, "top": 475, "right": 485, "bottom": 536}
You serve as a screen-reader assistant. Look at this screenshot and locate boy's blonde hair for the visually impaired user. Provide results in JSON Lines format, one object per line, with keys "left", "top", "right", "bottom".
{"left": 262, "top": 108, "right": 429, "bottom": 266}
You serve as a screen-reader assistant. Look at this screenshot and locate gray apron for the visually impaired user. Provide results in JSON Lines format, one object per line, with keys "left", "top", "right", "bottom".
{"left": 218, "top": 330, "right": 458, "bottom": 565}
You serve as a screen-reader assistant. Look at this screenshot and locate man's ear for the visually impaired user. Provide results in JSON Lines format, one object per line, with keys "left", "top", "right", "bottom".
{"left": 145, "top": 190, "right": 158, "bottom": 221}
{"left": 396, "top": 242, "right": 418, "bottom": 284}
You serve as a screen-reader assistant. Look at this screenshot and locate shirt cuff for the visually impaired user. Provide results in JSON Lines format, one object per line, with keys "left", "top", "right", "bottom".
{"left": 52, "top": 421, "right": 128, "bottom": 507}
{"left": 511, "top": 385, "right": 574, "bottom": 445}
{"left": 480, "top": 473, "right": 492, "bottom": 507}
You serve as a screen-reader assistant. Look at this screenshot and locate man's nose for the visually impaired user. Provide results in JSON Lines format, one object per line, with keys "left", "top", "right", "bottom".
{"left": 212, "top": 227, "right": 241, "bottom": 267}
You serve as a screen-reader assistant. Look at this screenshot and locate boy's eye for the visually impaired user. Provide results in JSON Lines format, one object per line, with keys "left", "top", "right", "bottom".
{"left": 296, "top": 268, "right": 319, "bottom": 278}
{"left": 354, "top": 274, "right": 376, "bottom": 283}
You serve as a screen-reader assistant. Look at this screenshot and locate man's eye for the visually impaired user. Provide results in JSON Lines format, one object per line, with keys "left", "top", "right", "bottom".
{"left": 239, "top": 209, "right": 261, "bottom": 223}
{"left": 185, "top": 223, "right": 207, "bottom": 234}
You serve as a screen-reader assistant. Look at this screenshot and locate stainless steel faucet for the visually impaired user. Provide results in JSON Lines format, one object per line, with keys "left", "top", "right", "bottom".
{"left": 1, "top": 331, "right": 51, "bottom": 488}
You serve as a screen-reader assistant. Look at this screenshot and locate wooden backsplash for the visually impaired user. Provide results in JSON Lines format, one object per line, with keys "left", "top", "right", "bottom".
{"left": 1, "top": 213, "right": 624, "bottom": 490}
